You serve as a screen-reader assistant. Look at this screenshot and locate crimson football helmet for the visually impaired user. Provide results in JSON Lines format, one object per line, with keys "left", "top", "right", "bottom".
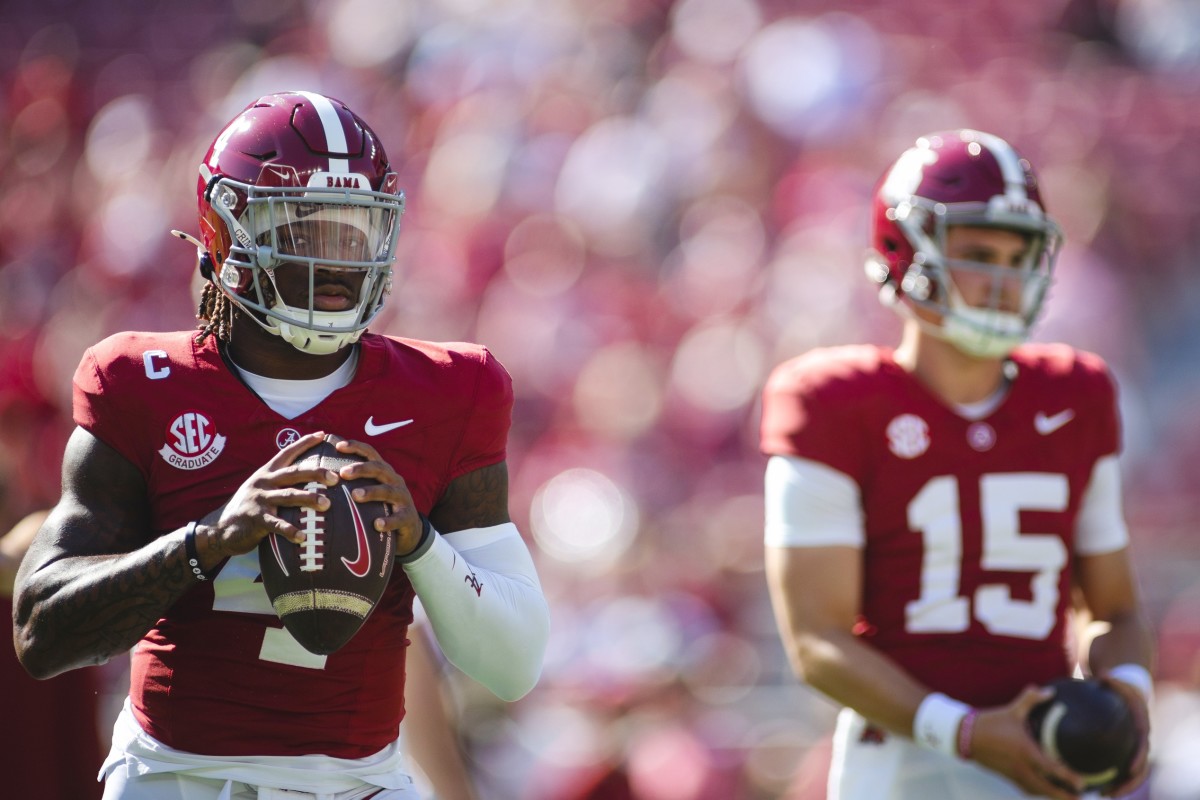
{"left": 866, "top": 129, "right": 1063, "bottom": 358}
{"left": 195, "top": 91, "right": 405, "bottom": 355}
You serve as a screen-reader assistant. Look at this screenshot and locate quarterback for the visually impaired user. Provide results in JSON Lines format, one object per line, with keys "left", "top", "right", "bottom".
{"left": 13, "top": 91, "right": 549, "bottom": 799}
{"left": 761, "top": 130, "right": 1155, "bottom": 799}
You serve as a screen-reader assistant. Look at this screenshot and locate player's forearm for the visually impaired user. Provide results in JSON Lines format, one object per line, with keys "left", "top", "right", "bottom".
{"left": 13, "top": 530, "right": 196, "bottom": 679}
{"left": 1085, "top": 610, "right": 1156, "bottom": 677}
{"left": 785, "top": 626, "right": 931, "bottom": 736}
{"left": 402, "top": 524, "right": 549, "bottom": 701}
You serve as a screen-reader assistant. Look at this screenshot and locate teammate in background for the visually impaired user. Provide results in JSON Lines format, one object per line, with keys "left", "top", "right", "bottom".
{"left": 2, "top": 510, "right": 105, "bottom": 800}
{"left": 13, "top": 91, "right": 549, "bottom": 799}
{"left": 402, "top": 615, "right": 480, "bottom": 800}
{"left": 761, "top": 130, "right": 1155, "bottom": 799}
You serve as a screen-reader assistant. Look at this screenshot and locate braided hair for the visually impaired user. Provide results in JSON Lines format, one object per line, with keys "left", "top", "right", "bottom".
{"left": 195, "top": 283, "right": 237, "bottom": 344}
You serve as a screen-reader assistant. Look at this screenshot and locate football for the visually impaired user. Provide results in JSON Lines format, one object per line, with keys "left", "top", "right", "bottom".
{"left": 258, "top": 434, "right": 395, "bottom": 655}
{"left": 1026, "top": 677, "right": 1140, "bottom": 793}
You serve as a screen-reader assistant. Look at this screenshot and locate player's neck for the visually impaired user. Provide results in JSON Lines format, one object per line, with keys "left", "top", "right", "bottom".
{"left": 894, "top": 326, "right": 1008, "bottom": 406}
{"left": 224, "top": 317, "right": 356, "bottom": 380}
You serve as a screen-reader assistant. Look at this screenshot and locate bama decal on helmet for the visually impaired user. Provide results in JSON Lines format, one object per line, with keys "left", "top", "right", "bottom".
{"left": 307, "top": 172, "right": 367, "bottom": 189}
{"left": 159, "top": 411, "right": 227, "bottom": 470}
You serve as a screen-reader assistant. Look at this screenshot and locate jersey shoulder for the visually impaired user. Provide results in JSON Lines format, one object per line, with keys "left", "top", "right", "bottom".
{"left": 1010, "top": 343, "right": 1117, "bottom": 404}
{"left": 84, "top": 330, "right": 201, "bottom": 374}
{"left": 764, "top": 344, "right": 896, "bottom": 408}
{"left": 75, "top": 330, "right": 210, "bottom": 401}
{"left": 362, "top": 334, "right": 512, "bottom": 404}
{"left": 761, "top": 344, "right": 895, "bottom": 463}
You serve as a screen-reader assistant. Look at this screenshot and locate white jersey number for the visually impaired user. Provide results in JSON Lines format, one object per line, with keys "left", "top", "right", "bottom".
{"left": 904, "top": 473, "right": 1068, "bottom": 639}
{"left": 210, "top": 552, "right": 329, "bottom": 669}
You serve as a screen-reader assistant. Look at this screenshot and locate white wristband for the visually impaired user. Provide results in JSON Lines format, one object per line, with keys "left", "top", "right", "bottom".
{"left": 1108, "top": 664, "right": 1153, "bottom": 703}
{"left": 913, "top": 692, "right": 971, "bottom": 757}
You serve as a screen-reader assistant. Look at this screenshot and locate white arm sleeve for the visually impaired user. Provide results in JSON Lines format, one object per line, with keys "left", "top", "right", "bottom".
{"left": 764, "top": 455, "right": 865, "bottom": 548}
{"left": 401, "top": 522, "right": 550, "bottom": 701}
{"left": 1074, "top": 455, "right": 1131, "bottom": 556}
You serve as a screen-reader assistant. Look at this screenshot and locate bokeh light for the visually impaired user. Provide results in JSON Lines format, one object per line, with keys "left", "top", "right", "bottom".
{"left": 530, "top": 468, "right": 638, "bottom": 568}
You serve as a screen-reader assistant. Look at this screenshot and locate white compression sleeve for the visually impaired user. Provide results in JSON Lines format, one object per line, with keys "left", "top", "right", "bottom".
{"left": 401, "top": 522, "right": 550, "bottom": 701}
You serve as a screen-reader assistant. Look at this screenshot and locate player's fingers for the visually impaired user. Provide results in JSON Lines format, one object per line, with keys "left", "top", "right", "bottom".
{"left": 334, "top": 437, "right": 382, "bottom": 464}
{"left": 347, "top": 480, "right": 411, "bottom": 509}
{"left": 367, "top": 500, "right": 416, "bottom": 533}
{"left": 1108, "top": 771, "right": 1148, "bottom": 798}
{"left": 1098, "top": 676, "right": 1151, "bottom": 783}
{"left": 1028, "top": 749, "right": 1085, "bottom": 798}
{"left": 1110, "top": 737, "right": 1150, "bottom": 797}
{"left": 269, "top": 464, "right": 340, "bottom": 488}
{"left": 266, "top": 486, "right": 332, "bottom": 515}
{"left": 259, "top": 514, "right": 305, "bottom": 545}
{"left": 1011, "top": 684, "right": 1055, "bottom": 718}
{"left": 1015, "top": 762, "right": 1082, "bottom": 800}
{"left": 337, "top": 458, "right": 401, "bottom": 486}
{"left": 384, "top": 509, "right": 426, "bottom": 552}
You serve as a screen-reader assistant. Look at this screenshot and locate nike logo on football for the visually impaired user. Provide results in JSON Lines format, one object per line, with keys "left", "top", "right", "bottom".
{"left": 340, "top": 485, "right": 372, "bottom": 578}
{"left": 364, "top": 417, "right": 413, "bottom": 436}
{"left": 1035, "top": 409, "right": 1075, "bottom": 435}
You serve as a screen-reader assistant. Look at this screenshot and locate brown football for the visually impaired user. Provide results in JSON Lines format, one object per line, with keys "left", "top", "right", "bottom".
{"left": 258, "top": 434, "right": 395, "bottom": 655}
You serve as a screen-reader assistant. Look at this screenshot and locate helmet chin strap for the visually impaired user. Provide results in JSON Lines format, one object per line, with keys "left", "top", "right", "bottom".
{"left": 893, "top": 282, "right": 1029, "bottom": 360}
{"left": 264, "top": 305, "right": 364, "bottom": 356}
{"left": 938, "top": 306, "right": 1026, "bottom": 358}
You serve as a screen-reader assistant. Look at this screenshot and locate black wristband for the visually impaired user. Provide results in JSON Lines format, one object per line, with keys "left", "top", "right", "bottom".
{"left": 184, "top": 522, "right": 210, "bottom": 582}
{"left": 396, "top": 514, "right": 436, "bottom": 565}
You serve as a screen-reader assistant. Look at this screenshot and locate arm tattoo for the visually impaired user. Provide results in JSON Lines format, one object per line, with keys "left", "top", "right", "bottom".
{"left": 23, "top": 537, "right": 198, "bottom": 671}
{"left": 13, "top": 428, "right": 200, "bottom": 677}
{"left": 429, "top": 461, "right": 511, "bottom": 533}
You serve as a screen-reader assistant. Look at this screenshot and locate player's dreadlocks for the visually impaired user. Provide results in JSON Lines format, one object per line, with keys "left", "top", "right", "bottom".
{"left": 195, "top": 283, "right": 237, "bottom": 344}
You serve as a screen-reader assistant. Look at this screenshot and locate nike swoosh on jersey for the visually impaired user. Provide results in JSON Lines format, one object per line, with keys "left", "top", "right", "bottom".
{"left": 1034, "top": 409, "right": 1075, "bottom": 435}
{"left": 364, "top": 417, "right": 414, "bottom": 436}
{"left": 340, "top": 484, "right": 372, "bottom": 578}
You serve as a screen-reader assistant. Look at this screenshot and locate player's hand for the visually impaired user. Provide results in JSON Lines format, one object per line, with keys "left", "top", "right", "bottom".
{"left": 332, "top": 438, "right": 425, "bottom": 555}
{"left": 969, "top": 685, "right": 1085, "bottom": 800}
{"left": 1098, "top": 673, "right": 1151, "bottom": 797}
{"left": 209, "top": 431, "right": 338, "bottom": 556}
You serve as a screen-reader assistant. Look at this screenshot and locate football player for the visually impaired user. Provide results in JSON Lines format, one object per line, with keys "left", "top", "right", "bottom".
{"left": 13, "top": 91, "right": 549, "bottom": 799}
{"left": 761, "top": 130, "right": 1155, "bottom": 799}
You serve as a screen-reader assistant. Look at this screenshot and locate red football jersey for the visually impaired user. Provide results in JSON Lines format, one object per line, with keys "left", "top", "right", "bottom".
{"left": 73, "top": 331, "right": 512, "bottom": 758}
{"left": 761, "top": 343, "right": 1121, "bottom": 707}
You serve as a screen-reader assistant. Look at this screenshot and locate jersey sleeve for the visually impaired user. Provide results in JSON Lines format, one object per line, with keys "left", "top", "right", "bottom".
{"left": 759, "top": 356, "right": 867, "bottom": 482}
{"left": 72, "top": 343, "right": 148, "bottom": 474}
{"left": 1074, "top": 455, "right": 1131, "bottom": 555}
{"left": 1083, "top": 352, "right": 1122, "bottom": 459}
{"left": 448, "top": 347, "right": 513, "bottom": 479}
{"left": 764, "top": 455, "right": 865, "bottom": 548}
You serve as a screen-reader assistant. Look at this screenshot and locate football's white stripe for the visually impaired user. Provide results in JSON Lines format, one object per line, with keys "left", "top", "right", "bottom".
{"left": 298, "top": 90, "right": 349, "bottom": 174}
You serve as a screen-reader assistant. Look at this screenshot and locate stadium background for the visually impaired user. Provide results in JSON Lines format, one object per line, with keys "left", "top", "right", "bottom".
{"left": 0, "top": 0, "right": 1197, "bottom": 797}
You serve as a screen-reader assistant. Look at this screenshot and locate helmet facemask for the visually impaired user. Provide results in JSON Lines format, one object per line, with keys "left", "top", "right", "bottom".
{"left": 889, "top": 195, "right": 1062, "bottom": 359}
{"left": 207, "top": 176, "right": 405, "bottom": 355}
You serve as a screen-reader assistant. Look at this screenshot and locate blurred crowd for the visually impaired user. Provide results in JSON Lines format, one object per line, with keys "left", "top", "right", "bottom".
{"left": 1, "top": 0, "right": 1199, "bottom": 797}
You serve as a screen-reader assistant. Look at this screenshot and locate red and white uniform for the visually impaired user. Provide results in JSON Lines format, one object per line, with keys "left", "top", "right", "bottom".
{"left": 761, "top": 343, "right": 1126, "bottom": 708}
{"left": 74, "top": 331, "right": 511, "bottom": 759}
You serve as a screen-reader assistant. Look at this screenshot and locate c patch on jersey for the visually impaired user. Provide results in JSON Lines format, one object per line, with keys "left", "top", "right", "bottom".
{"left": 158, "top": 410, "right": 227, "bottom": 470}
{"left": 886, "top": 414, "right": 930, "bottom": 459}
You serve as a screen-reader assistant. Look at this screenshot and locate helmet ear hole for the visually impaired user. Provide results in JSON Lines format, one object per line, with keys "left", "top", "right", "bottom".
{"left": 198, "top": 252, "right": 215, "bottom": 280}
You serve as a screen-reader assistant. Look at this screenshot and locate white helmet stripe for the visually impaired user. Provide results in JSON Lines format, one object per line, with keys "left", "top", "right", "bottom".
{"left": 297, "top": 90, "right": 350, "bottom": 174}
{"left": 972, "top": 130, "right": 1028, "bottom": 202}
